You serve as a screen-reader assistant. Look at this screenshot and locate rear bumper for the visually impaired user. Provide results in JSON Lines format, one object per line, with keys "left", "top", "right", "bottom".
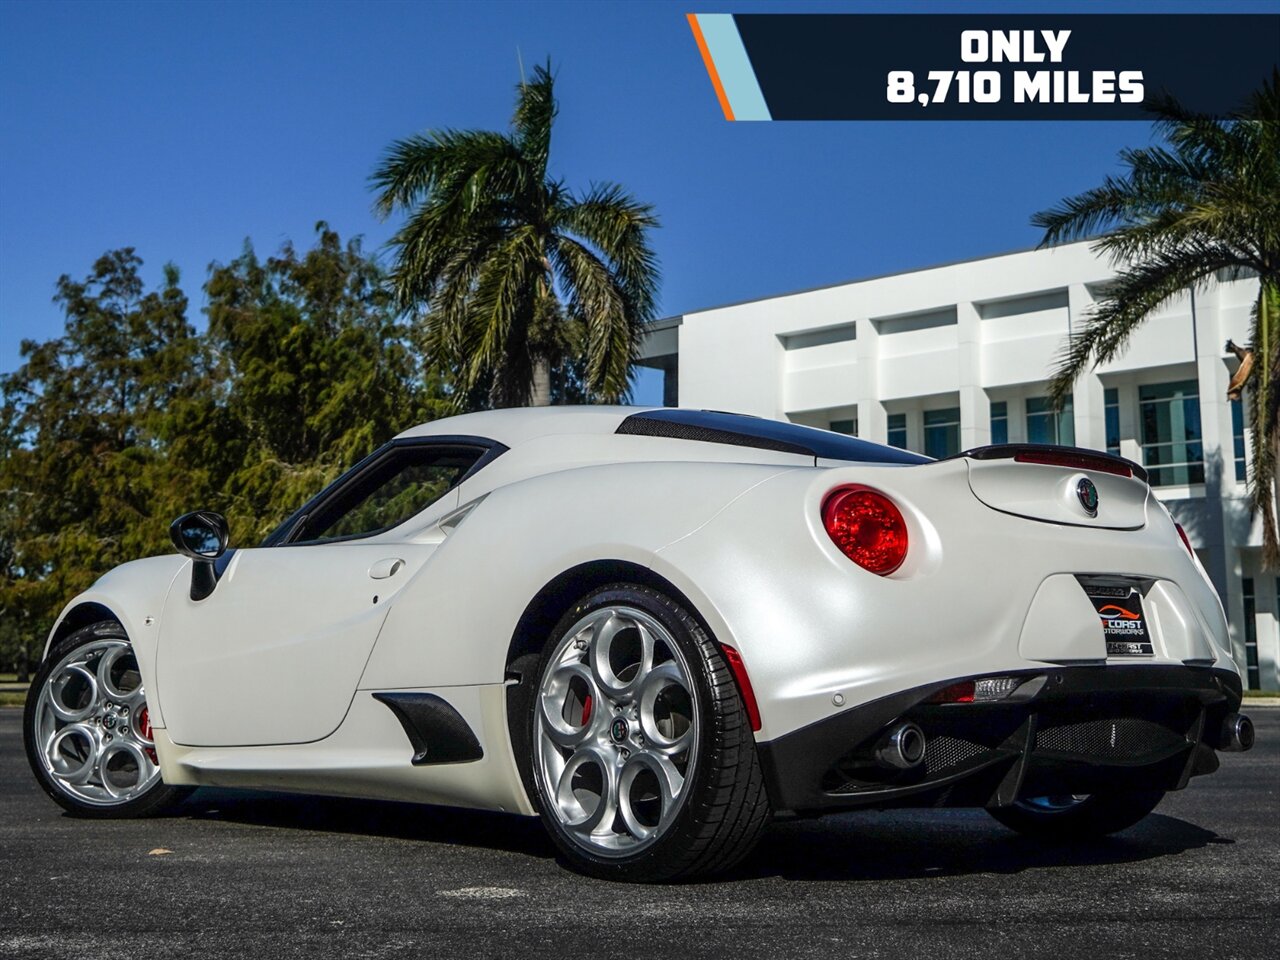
{"left": 757, "top": 664, "right": 1243, "bottom": 816}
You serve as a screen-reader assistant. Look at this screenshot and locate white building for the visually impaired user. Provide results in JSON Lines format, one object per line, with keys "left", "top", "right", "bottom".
{"left": 639, "top": 240, "right": 1276, "bottom": 691}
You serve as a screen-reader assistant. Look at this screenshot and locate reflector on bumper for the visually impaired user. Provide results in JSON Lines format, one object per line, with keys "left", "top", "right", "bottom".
{"left": 926, "top": 675, "right": 1037, "bottom": 703}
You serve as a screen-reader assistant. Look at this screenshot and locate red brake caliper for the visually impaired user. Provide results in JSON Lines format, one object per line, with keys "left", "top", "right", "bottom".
{"left": 581, "top": 694, "right": 593, "bottom": 728}
{"left": 137, "top": 706, "right": 157, "bottom": 763}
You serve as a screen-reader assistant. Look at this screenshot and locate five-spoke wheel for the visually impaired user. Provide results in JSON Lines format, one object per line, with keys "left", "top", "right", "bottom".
{"left": 24, "top": 621, "right": 188, "bottom": 817}
{"left": 519, "top": 584, "right": 771, "bottom": 881}
{"left": 535, "top": 604, "right": 698, "bottom": 856}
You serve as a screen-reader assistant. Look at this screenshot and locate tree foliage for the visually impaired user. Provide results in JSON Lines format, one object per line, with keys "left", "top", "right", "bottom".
{"left": 371, "top": 62, "right": 660, "bottom": 408}
{"left": 0, "top": 225, "right": 449, "bottom": 674}
{"left": 1035, "top": 69, "right": 1280, "bottom": 565}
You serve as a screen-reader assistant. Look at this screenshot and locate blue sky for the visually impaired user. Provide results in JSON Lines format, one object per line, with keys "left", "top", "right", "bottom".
{"left": 2, "top": 0, "right": 1276, "bottom": 404}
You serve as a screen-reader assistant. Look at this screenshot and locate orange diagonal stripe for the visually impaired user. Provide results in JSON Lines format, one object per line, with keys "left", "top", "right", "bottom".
{"left": 686, "top": 13, "right": 735, "bottom": 121}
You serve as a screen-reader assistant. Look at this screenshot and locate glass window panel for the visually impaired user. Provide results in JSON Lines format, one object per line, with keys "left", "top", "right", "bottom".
{"left": 1138, "top": 380, "right": 1204, "bottom": 485}
{"left": 1143, "top": 442, "right": 1205, "bottom": 467}
{"left": 299, "top": 445, "right": 483, "bottom": 543}
{"left": 1243, "top": 578, "right": 1260, "bottom": 690}
{"left": 923, "top": 407, "right": 960, "bottom": 459}
{"left": 1026, "top": 395, "right": 1074, "bottom": 445}
{"left": 829, "top": 418, "right": 856, "bottom": 436}
{"left": 887, "top": 412, "right": 908, "bottom": 451}
{"left": 1105, "top": 387, "right": 1120, "bottom": 455}
{"left": 1232, "top": 398, "right": 1247, "bottom": 482}
{"left": 990, "top": 401, "right": 1008, "bottom": 445}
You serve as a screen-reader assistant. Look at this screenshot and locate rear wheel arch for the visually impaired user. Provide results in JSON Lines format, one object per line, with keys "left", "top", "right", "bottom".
{"left": 506, "top": 560, "right": 717, "bottom": 680}
{"left": 505, "top": 562, "right": 759, "bottom": 739}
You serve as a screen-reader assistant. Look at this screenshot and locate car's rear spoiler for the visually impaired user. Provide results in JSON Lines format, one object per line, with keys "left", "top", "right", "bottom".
{"left": 949, "top": 444, "right": 1148, "bottom": 483}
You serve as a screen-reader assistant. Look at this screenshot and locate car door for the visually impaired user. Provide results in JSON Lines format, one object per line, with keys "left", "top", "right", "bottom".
{"left": 156, "top": 439, "right": 498, "bottom": 747}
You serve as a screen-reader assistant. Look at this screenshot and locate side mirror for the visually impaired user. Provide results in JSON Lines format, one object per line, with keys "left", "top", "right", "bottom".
{"left": 169, "top": 511, "right": 230, "bottom": 600}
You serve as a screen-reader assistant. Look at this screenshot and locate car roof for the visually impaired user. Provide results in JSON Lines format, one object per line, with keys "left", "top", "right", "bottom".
{"left": 394, "top": 406, "right": 652, "bottom": 448}
{"left": 394, "top": 406, "right": 930, "bottom": 466}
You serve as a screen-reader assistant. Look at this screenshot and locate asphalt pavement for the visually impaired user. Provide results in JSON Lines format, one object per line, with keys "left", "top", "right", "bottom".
{"left": 1, "top": 708, "right": 1276, "bottom": 959}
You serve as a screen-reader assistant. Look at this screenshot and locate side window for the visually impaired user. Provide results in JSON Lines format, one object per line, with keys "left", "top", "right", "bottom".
{"left": 292, "top": 444, "right": 485, "bottom": 544}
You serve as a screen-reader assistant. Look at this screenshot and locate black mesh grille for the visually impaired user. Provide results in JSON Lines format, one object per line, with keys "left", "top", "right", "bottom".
{"left": 1034, "top": 716, "right": 1187, "bottom": 760}
{"left": 822, "top": 731, "right": 996, "bottom": 795}
{"left": 924, "top": 735, "right": 988, "bottom": 773}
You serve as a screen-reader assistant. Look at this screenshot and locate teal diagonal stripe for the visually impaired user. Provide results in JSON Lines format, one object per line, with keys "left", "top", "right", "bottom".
{"left": 695, "top": 14, "right": 772, "bottom": 121}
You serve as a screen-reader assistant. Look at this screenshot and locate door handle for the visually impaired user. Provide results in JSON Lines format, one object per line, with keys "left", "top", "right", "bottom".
{"left": 368, "top": 558, "right": 405, "bottom": 580}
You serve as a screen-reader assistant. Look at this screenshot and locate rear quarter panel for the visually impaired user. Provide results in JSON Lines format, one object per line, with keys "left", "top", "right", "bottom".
{"left": 356, "top": 460, "right": 800, "bottom": 690}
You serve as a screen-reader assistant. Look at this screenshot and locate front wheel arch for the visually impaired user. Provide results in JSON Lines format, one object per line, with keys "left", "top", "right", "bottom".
{"left": 43, "top": 602, "right": 119, "bottom": 661}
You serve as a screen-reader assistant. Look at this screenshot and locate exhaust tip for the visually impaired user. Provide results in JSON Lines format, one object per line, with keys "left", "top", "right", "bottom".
{"left": 1220, "top": 713, "right": 1255, "bottom": 752}
{"left": 876, "top": 722, "right": 926, "bottom": 769}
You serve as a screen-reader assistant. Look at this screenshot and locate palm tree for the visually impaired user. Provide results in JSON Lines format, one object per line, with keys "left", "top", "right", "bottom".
{"left": 1035, "top": 70, "right": 1280, "bottom": 565}
{"left": 371, "top": 62, "right": 660, "bottom": 408}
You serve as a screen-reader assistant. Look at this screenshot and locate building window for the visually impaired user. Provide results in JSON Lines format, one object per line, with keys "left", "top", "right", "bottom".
{"left": 923, "top": 407, "right": 960, "bottom": 459}
{"left": 887, "top": 413, "right": 908, "bottom": 450}
{"left": 1243, "top": 578, "right": 1260, "bottom": 690}
{"left": 829, "top": 418, "right": 856, "bottom": 436}
{"left": 990, "top": 401, "right": 1008, "bottom": 445}
{"left": 1139, "top": 380, "right": 1205, "bottom": 486}
{"left": 1232, "top": 398, "right": 1247, "bottom": 482}
{"left": 1105, "top": 388, "right": 1120, "bottom": 455}
{"left": 781, "top": 323, "right": 857, "bottom": 350}
{"left": 1026, "top": 395, "right": 1075, "bottom": 446}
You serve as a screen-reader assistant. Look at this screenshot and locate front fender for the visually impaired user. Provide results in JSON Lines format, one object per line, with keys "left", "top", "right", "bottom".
{"left": 43, "top": 555, "right": 188, "bottom": 728}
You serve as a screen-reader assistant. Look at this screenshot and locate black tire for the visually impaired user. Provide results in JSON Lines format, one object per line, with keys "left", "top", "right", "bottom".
{"left": 988, "top": 789, "right": 1165, "bottom": 840}
{"left": 24, "top": 620, "right": 191, "bottom": 818}
{"left": 509, "top": 583, "right": 771, "bottom": 882}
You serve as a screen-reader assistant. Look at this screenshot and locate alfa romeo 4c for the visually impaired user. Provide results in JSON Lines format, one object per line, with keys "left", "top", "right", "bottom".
{"left": 24, "top": 407, "right": 1254, "bottom": 880}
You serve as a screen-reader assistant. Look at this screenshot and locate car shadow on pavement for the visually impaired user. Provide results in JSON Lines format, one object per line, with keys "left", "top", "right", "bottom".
{"left": 172, "top": 789, "right": 1228, "bottom": 882}
{"left": 177, "top": 788, "right": 558, "bottom": 860}
{"left": 728, "top": 808, "right": 1230, "bottom": 883}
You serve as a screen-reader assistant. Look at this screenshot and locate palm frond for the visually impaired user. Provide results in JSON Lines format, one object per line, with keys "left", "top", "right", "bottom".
{"left": 371, "top": 130, "right": 515, "bottom": 217}
{"left": 463, "top": 227, "right": 544, "bottom": 407}
{"left": 513, "top": 61, "right": 557, "bottom": 182}
{"left": 550, "top": 236, "right": 633, "bottom": 401}
{"left": 1248, "top": 281, "right": 1280, "bottom": 566}
{"left": 557, "top": 184, "right": 660, "bottom": 323}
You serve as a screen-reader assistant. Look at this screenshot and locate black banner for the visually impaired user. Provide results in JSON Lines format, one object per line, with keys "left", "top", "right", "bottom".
{"left": 729, "top": 14, "right": 1279, "bottom": 120}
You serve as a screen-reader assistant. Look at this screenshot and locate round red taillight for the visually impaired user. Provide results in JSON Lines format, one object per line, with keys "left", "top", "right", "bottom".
{"left": 821, "top": 486, "right": 909, "bottom": 575}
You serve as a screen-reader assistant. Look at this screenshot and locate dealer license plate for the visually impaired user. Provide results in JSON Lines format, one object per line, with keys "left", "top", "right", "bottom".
{"left": 1084, "top": 584, "right": 1153, "bottom": 656}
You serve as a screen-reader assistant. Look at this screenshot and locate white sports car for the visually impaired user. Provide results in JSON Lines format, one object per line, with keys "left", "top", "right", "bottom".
{"left": 24, "top": 406, "right": 1254, "bottom": 880}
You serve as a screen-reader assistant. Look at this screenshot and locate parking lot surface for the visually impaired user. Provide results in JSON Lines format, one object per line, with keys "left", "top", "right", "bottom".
{"left": 1, "top": 708, "right": 1276, "bottom": 959}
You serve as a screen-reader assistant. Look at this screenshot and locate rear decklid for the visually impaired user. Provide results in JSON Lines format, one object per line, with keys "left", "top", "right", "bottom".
{"left": 960, "top": 445, "right": 1150, "bottom": 530}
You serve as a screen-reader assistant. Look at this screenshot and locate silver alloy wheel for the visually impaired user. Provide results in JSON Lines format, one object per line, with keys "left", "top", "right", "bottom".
{"left": 534, "top": 605, "right": 699, "bottom": 857}
{"left": 32, "top": 638, "right": 161, "bottom": 806}
{"left": 1019, "top": 794, "right": 1092, "bottom": 812}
